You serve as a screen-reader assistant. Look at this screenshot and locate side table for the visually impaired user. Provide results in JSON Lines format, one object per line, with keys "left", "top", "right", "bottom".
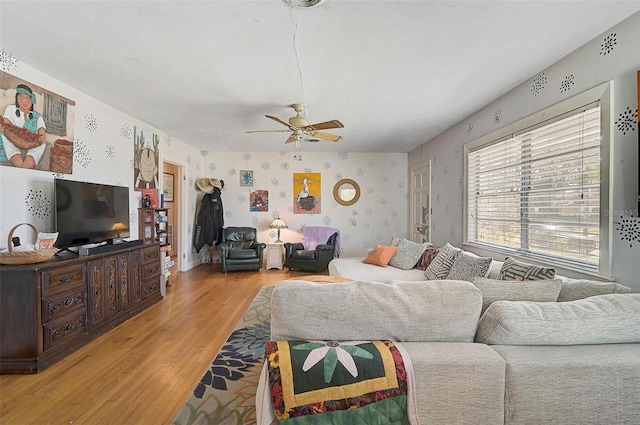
{"left": 266, "top": 242, "right": 284, "bottom": 270}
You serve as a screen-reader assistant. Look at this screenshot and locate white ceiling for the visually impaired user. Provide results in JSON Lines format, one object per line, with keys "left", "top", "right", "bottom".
{"left": 2, "top": 1, "right": 639, "bottom": 153}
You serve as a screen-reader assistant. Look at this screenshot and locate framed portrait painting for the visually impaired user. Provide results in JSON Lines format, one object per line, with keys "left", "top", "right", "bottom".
{"left": 293, "top": 172, "right": 321, "bottom": 214}
{"left": 0, "top": 71, "right": 76, "bottom": 173}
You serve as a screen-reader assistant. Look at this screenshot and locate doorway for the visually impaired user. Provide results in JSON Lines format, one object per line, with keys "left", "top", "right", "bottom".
{"left": 411, "top": 161, "right": 431, "bottom": 244}
{"left": 162, "top": 157, "right": 188, "bottom": 272}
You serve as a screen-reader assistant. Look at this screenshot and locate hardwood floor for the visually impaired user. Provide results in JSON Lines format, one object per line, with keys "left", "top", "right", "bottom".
{"left": 0, "top": 264, "right": 313, "bottom": 425}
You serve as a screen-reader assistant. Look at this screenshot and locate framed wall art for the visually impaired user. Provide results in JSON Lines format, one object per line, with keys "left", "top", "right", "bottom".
{"left": 240, "top": 170, "right": 253, "bottom": 187}
{"left": 134, "top": 126, "right": 159, "bottom": 190}
{"left": 250, "top": 189, "right": 268, "bottom": 212}
{"left": 163, "top": 172, "right": 174, "bottom": 202}
{"left": 293, "top": 172, "right": 321, "bottom": 214}
{"left": 0, "top": 71, "right": 76, "bottom": 173}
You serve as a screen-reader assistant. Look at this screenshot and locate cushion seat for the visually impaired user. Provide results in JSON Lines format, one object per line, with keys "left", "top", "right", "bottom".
{"left": 228, "top": 249, "right": 259, "bottom": 260}
{"left": 289, "top": 250, "right": 316, "bottom": 259}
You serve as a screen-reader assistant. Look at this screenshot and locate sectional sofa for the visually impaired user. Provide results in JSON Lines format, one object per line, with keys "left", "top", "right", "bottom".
{"left": 258, "top": 279, "right": 640, "bottom": 425}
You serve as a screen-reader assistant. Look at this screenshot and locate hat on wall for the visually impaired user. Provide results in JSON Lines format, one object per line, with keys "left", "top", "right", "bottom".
{"left": 196, "top": 178, "right": 223, "bottom": 192}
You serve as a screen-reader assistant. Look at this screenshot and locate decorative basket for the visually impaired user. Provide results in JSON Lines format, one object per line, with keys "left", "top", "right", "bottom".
{"left": 2, "top": 124, "right": 41, "bottom": 149}
{"left": 0, "top": 223, "right": 58, "bottom": 265}
{"left": 50, "top": 145, "right": 73, "bottom": 174}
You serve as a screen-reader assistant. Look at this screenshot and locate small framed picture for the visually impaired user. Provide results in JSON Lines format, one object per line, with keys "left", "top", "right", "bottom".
{"left": 240, "top": 170, "right": 253, "bottom": 187}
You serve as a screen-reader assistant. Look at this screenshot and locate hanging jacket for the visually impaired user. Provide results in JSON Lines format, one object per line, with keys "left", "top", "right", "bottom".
{"left": 194, "top": 187, "right": 224, "bottom": 252}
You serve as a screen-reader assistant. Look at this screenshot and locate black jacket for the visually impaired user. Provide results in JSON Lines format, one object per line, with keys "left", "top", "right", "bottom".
{"left": 194, "top": 187, "right": 224, "bottom": 252}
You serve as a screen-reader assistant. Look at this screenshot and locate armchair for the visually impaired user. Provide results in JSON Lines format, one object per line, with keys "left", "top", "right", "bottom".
{"left": 284, "top": 227, "right": 339, "bottom": 273}
{"left": 217, "top": 227, "right": 266, "bottom": 272}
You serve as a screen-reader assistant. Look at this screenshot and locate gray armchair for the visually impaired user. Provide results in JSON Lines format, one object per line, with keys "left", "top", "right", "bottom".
{"left": 217, "top": 227, "right": 266, "bottom": 272}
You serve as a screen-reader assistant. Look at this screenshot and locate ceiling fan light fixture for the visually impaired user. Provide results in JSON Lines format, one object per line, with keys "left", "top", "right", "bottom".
{"left": 282, "top": 0, "right": 324, "bottom": 8}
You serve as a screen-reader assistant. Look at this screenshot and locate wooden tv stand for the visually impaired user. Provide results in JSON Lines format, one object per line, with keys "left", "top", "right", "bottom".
{"left": 0, "top": 242, "right": 163, "bottom": 373}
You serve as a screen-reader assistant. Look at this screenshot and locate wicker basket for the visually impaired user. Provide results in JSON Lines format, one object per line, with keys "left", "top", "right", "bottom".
{"left": 0, "top": 223, "right": 58, "bottom": 265}
{"left": 2, "top": 124, "right": 41, "bottom": 149}
{"left": 51, "top": 145, "right": 73, "bottom": 174}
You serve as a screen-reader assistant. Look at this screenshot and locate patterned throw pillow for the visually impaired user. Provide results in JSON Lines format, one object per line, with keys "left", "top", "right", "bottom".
{"left": 389, "top": 237, "right": 402, "bottom": 247}
{"left": 498, "top": 257, "right": 556, "bottom": 280}
{"left": 416, "top": 245, "right": 440, "bottom": 270}
{"left": 424, "top": 243, "right": 461, "bottom": 279}
{"left": 388, "top": 239, "right": 429, "bottom": 270}
{"left": 362, "top": 245, "right": 398, "bottom": 267}
{"left": 446, "top": 253, "right": 493, "bottom": 281}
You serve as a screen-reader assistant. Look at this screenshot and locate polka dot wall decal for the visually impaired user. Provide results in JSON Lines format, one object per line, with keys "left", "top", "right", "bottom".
{"left": 600, "top": 33, "right": 617, "bottom": 56}
{"left": 25, "top": 189, "right": 52, "bottom": 219}
{"left": 466, "top": 123, "right": 474, "bottom": 135}
{"left": 304, "top": 167, "right": 312, "bottom": 173}
{"left": 334, "top": 173, "right": 343, "bottom": 181}
{"left": 616, "top": 215, "right": 640, "bottom": 248}
{"left": 322, "top": 216, "right": 331, "bottom": 225}
{"left": 85, "top": 114, "right": 98, "bottom": 132}
{"left": 560, "top": 75, "right": 575, "bottom": 93}
{"left": 531, "top": 72, "right": 547, "bottom": 97}
{"left": 454, "top": 144, "right": 461, "bottom": 158}
{"left": 380, "top": 198, "right": 387, "bottom": 205}
{"left": 381, "top": 175, "right": 390, "bottom": 183}
{"left": 449, "top": 224, "right": 457, "bottom": 239}
{"left": 271, "top": 178, "right": 280, "bottom": 186}
{"left": 493, "top": 109, "right": 502, "bottom": 125}
{"left": 337, "top": 152, "right": 348, "bottom": 160}
{"left": 349, "top": 218, "right": 357, "bottom": 227}
{"left": 106, "top": 145, "right": 115, "bottom": 159}
{"left": 261, "top": 161, "right": 270, "bottom": 170}
{"left": 208, "top": 163, "right": 217, "bottom": 171}
{"left": 251, "top": 217, "right": 259, "bottom": 226}
{"left": 279, "top": 190, "right": 286, "bottom": 198}
{"left": 73, "top": 139, "right": 91, "bottom": 168}
{"left": 322, "top": 161, "right": 331, "bottom": 169}
{"left": 368, "top": 159, "right": 376, "bottom": 167}
{"left": 120, "top": 123, "right": 132, "bottom": 140}
{"left": 357, "top": 168, "right": 365, "bottom": 176}
{"left": 227, "top": 168, "right": 237, "bottom": 176}
{"left": 365, "top": 208, "right": 373, "bottom": 216}
{"left": 280, "top": 162, "right": 289, "bottom": 171}
{"left": 615, "top": 107, "right": 638, "bottom": 135}
{"left": 0, "top": 49, "right": 18, "bottom": 71}
{"left": 243, "top": 153, "right": 251, "bottom": 161}
{"left": 52, "top": 172, "right": 64, "bottom": 179}
{"left": 165, "top": 135, "right": 173, "bottom": 146}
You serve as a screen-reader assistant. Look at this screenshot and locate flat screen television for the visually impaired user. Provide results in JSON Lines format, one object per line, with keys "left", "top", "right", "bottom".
{"left": 54, "top": 179, "right": 131, "bottom": 248}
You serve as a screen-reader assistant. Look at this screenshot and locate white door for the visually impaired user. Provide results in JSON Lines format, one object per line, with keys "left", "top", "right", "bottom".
{"left": 411, "top": 162, "right": 431, "bottom": 243}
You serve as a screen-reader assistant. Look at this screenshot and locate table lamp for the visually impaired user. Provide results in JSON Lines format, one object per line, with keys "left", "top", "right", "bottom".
{"left": 269, "top": 217, "right": 287, "bottom": 243}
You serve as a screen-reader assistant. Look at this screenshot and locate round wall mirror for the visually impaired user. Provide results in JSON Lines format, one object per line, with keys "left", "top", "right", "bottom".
{"left": 333, "top": 178, "right": 361, "bottom": 206}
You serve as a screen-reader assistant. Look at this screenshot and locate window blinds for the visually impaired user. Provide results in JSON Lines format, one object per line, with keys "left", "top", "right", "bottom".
{"left": 467, "top": 103, "right": 601, "bottom": 266}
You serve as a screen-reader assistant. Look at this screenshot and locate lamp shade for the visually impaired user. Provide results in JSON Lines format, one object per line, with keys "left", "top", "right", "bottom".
{"left": 269, "top": 218, "right": 288, "bottom": 229}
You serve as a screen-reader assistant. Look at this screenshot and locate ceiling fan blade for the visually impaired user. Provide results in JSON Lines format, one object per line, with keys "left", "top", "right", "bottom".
{"left": 308, "top": 120, "right": 344, "bottom": 130}
{"left": 265, "top": 115, "right": 292, "bottom": 128}
{"left": 245, "top": 129, "right": 291, "bottom": 133}
{"left": 313, "top": 131, "right": 343, "bottom": 142}
{"left": 284, "top": 133, "right": 299, "bottom": 144}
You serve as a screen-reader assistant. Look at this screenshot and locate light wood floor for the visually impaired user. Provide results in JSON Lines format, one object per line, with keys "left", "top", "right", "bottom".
{"left": 0, "top": 264, "right": 313, "bottom": 425}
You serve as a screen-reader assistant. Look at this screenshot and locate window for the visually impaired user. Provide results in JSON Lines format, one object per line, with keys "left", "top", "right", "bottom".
{"left": 465, "top": 83, "right": 611, "bottom": 274}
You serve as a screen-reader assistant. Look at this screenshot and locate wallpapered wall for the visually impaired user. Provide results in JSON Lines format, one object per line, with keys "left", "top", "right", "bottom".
{"left": 195, "top": 151, "right": 408, "bottom": 258}
{"left": 409, "top": 12, "right": 640, "bottom": 290}
{"left": 0, "top": 61, "right": 408, "bottom": 270}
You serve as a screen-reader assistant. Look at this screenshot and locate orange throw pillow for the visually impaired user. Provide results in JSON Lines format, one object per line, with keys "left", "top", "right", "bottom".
{"left": 362, "top": 245, "right": 398, "bottom": 267}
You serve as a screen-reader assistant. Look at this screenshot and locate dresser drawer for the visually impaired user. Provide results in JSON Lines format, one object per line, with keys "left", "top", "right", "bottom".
{"left": 42, "top": 288, "right": 86, "bottom": 324}
{"left": 141, "top": 246, "right": 160, "bottom": 264}
{"left": 143, "top": 279, "right": 161, "bottom": 298}
{"left": 43, "top": 311, "right": 87, "bottom": 352}
{"left": 41, "top": 264, "right": 85, "bottom": 296}
{"left": 141, "top": 261, "right": 160, "bottom": 281}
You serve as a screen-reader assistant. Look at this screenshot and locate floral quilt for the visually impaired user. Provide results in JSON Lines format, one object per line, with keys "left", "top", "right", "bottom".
{"left": 264, "top": 340, "right": 415, "bottom": 424}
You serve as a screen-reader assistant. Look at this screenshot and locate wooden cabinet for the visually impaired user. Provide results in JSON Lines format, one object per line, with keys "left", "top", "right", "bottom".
{"left": 0, "top": 243, "right": 162, "bottom": 374}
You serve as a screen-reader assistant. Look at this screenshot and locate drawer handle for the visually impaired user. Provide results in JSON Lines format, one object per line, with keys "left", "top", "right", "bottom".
{"left": 64, "top": 298, "right": 73, "bottom": 306}
{"left": 146, "top": 253, "right": 155, "bottom": 258}
{"left": 59, "top": 274, "right": 75, "bottom": 283}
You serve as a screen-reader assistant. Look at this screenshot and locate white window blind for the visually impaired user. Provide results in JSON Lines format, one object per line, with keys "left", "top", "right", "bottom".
{"left": 467, "top": 103, "right": 601, "bottom": 267}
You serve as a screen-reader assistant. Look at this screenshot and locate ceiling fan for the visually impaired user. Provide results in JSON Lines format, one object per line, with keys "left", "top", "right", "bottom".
{"left": 245, "top": 103, "right": 344, "bottom": 144}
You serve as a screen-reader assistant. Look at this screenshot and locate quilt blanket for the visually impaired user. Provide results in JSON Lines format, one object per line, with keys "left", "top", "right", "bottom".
{"left": 265, "top": 340, "right": 416, "bottom": 424}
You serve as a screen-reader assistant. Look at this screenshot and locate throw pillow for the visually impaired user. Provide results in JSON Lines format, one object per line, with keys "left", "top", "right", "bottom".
{"left": 388, "top": 239, "right": 429, "bottom": 270}
{"left": 556, "top": 278, "right": 633, "bottom": 302}
{"left": 446, "top": 253, "right": 493, "bottom": 281}
{"left": 424, "top": 242, "right": 461, "bottom": 279}
{"left": 497, "top": 257, "right": 556, "bottom": 280}
{"left": 416, "top": 245, "right": 440, "bottom": 270}
{"left": 471, "top": 277, "right": 563, "bottom": 314}
{"left": 362, "top": 245, "right": 398, "bottom": 267}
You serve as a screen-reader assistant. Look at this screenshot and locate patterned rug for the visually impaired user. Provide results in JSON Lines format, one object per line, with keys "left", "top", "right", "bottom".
{"left": 173, "top": 286, "right": 273, "bottom": 425}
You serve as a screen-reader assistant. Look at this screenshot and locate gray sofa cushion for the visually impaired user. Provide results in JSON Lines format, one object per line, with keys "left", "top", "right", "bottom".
{"left": 557, "top": 278, "right": 632, "bottom": 301}
{"left": 471, "top": 277, "right": 562, "bottom": 314}
{"left": 271, "top": 279, "right": 482, "bottom": 342}
{"left": 476, "top": 293, "right": 640, "bottom": 345}
{"left": 491, "top": 344, "right": 640, "bottom": 425}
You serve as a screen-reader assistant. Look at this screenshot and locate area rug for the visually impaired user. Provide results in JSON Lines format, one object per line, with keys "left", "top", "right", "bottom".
{"left": 173, "top": 286, "right": 273, "bottom": 425}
